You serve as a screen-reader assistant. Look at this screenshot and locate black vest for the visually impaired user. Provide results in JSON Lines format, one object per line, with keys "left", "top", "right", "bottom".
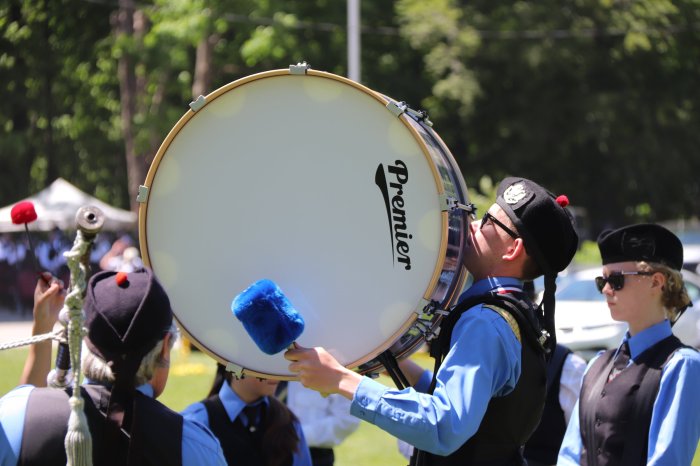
{"left": 523, "top": 344, "right": 571, "bottom": 466}
{"left": 579, "top": 335, "right": 687, "bottom": 466}
{"left": 202, "top": 394, "right": 293, "bottom": 466}
{"left": 18, "top": 384, "right": 183, "bottom": 466}
{"left": 412, "top": 292, "right": 547, "bottom": 466}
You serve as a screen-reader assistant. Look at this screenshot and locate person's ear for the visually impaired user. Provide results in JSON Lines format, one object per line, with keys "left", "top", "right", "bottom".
{"left": 159, "top": 332, "right": 172, "bottom": 360}
{"left": 503, "top": 237, "right": 526, "bottom": 261}
{"left": 651, "top": 271, "right": 666, "bottom": 291}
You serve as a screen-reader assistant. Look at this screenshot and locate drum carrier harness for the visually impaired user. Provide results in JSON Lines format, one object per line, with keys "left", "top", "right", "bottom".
{"left": 410, "top": 289, "right": 549, "bottom": 466}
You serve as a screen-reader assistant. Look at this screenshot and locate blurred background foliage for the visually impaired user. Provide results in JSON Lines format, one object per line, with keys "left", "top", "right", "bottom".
{"left": 2, "top": 0, "right": 700, "bottom": 238}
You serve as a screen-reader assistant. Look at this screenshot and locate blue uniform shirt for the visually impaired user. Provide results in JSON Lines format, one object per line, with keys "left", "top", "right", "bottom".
{"left": 558, "top": 320, "right": 700, "bottom": 465}
{"left": 351, "top": 276, "right": 525, "bottom": 456}
{"left": 182, "top": 381, "right": 313, "bottom": 466}
{"left": 0, "top": 383, "right": 226, "bottom": 466}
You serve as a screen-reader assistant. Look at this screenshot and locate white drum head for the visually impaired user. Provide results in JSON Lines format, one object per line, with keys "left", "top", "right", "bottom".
{"left": 140, "top": 69, "right": 465, "bottom": 378}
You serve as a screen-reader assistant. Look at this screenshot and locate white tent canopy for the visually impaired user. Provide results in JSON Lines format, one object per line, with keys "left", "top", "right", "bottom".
{"left": 0, "top": 178, "right": 137, "bottom": 233}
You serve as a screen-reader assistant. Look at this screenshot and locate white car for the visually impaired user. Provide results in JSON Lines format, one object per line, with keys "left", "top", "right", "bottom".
{"left": 554, "top": 267, "right": 700, "bottom": 359}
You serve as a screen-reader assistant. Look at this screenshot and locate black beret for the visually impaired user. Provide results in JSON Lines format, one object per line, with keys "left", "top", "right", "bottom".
{"left": 84, "top": 267, "right": 173, "bottom": 364}
{"left": 496, "top": 177, "right": 579, "bottom": 275}
{"left": 597, "top": 223, "right": 683, "bottom": 270}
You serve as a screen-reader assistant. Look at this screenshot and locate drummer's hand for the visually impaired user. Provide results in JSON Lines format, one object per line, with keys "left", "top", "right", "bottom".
{"left": 33, "top": 272, "right": 65, "bottom": 334}
{"left": 285, "top": 344, "right": 363, "bottom": 400}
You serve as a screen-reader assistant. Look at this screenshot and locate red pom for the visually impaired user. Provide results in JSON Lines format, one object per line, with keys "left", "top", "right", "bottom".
{"left": 10, "top": 201, "right": 37, "bottom": 225}
{"left": 556, "top": 195, "right": 570, "bottom": 207}
{"left": 115, "top": 272, "right": 129, "bottom": 287}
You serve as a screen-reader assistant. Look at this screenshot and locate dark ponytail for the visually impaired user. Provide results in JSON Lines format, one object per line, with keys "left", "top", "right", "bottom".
{"left": 262, "top": 392, "right": 300, "bottom": 466}
{"left": 208, "top": 363, "right": 229, "bottom": 397}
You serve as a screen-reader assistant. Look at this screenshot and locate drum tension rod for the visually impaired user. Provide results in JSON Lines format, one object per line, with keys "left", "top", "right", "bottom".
{"left": 441, "top": 196, "right": 478, "bottom": 219}
{"left": 405, "top": 106, "right": 433, "bottom": 127}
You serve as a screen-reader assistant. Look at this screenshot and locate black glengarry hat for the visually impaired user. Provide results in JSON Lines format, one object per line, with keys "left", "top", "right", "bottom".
{"left": 84, "top": 267, "right": 173, "bottom": 364}
{"left": 597, "top": 223, "right": 683, "bottom": 271}
{"left": 496, "top": 177, "right": 579, "bottom": 274}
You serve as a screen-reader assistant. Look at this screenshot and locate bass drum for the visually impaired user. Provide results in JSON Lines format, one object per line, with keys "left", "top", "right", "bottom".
{"left": 138, "top": 65, "right": 472, "bottom": 379}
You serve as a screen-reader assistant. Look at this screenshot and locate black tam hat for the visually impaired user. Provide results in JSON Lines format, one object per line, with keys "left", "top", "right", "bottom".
{"left": 84, "top": 268, "right": 173, "bottom": 368}
{"left": 597, "top": 223, "right": 683, "bottom": 271}
{"left": 496, "top": 177, "right": 579, "bottom": 353}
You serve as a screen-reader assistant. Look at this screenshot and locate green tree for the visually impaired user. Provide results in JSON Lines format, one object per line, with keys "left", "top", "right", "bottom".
{"left": 0, "top": 0, "right": 125, "bottom": 206}
{"left": 397, "top": 0, "right": 700, "bottom": 234}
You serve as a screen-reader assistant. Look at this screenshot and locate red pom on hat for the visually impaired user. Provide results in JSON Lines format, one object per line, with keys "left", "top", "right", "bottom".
{"left": 115, "top": 272, "right": 129, "bottom": 287}
{"left": 10, "top": 201, "right": 38, "bottom": 225}
{"left": 556, "top": 195, "right": 570, "bottom": 208}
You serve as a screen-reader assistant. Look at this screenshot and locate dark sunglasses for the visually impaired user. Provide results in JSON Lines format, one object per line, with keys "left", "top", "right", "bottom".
{"left": 595, "top": 271, "right": 654, "bottom": 293}
{"left": 480, "top": 212, "right": 520, "bottom": 239}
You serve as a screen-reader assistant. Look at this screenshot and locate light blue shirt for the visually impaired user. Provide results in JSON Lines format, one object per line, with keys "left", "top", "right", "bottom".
{"left": 0, "top": 383, "right": 226, "bottom": 466}
{"left": 351, "top": 276, "right": 524, "bottom": 456}
{"left": 558, "top": 320, "right": 700, "bottom": 465}
{"left": 182, "top": 381, "right": 313, "bottom": 466}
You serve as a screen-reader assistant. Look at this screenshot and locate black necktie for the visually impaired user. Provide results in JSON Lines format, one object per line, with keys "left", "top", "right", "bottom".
{"left": 607, "top": 341, "right": 630, "bottom": 383}
{"left": 243, "top": 404, "right": 262, "bottom": 433}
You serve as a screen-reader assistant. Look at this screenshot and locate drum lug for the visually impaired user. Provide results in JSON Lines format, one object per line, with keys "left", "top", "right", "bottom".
{"left": 385, "top": 101, "right": 433, "bottom": 127}
{"left": 137, "top": 185, "right": 149, "bottom": 203}
{"left": 225, "top": 362, "right": 245, "bottom": 379}
{"left": 189, "top": 95, "right": 207, "bottom": 112}
{"left": 289, "top": 61, "right": 311, "bottom": 75}
{"left": 416, "top": 298, "right": 439, "bottom": 320}
{"left": 411, "top": 299, "right": 446, "bottom": 341}
{"left": 386, "top": 100, "right": 407, "bottom": 117}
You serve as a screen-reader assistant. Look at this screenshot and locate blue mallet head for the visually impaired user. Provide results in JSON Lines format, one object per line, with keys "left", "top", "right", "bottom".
{"left": 231, "top": 279, "right": 305, "bottom": 355}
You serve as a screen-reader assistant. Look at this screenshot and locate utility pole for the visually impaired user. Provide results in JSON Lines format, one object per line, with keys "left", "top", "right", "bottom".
{"left": 347, "top": 0, "right": 361, "bottom": 83}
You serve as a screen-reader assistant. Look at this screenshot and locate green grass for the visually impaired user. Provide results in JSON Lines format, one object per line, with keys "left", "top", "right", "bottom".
{"left": 1, "top": 345, "right": 699, "bottom": 466}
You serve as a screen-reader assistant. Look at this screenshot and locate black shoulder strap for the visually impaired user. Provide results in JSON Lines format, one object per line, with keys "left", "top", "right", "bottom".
{"left": 427, "top": 292, "right": 545, "bottom": 394}
{"left": 431, "top": 292, "right": 544, "bottom": 361}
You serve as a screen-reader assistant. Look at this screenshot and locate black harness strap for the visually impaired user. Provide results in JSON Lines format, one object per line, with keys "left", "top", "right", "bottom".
{"left": 378, "top": 350, "right": 410, "bottom": 390}
{"left": 427, "top": 292, "right": 545, "bottom": 395}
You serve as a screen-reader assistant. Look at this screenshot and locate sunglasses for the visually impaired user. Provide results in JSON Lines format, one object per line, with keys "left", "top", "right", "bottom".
{"left": 480, "top": 212, "right": 520, "bottom": 240}
{"left": 595, "top": 271, "right": 654, "bottom": 293}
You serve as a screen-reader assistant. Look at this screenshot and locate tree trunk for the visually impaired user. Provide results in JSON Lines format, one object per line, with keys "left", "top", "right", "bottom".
{"left": 42, "top": 0, "right": 56, "bottom": 186}
{"left": 115, "top": 0, "right": 143, "bottom": 213}
{"left": 192, "top": 33, "right": 218, "bottom": 99}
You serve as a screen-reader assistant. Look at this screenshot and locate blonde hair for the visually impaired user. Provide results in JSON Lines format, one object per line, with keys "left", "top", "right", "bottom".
{"left": 82, "top": 324, "right": 177, "bottom": 386}
{"left": 638, "top": 262, "right": 691, "bottom": 322}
